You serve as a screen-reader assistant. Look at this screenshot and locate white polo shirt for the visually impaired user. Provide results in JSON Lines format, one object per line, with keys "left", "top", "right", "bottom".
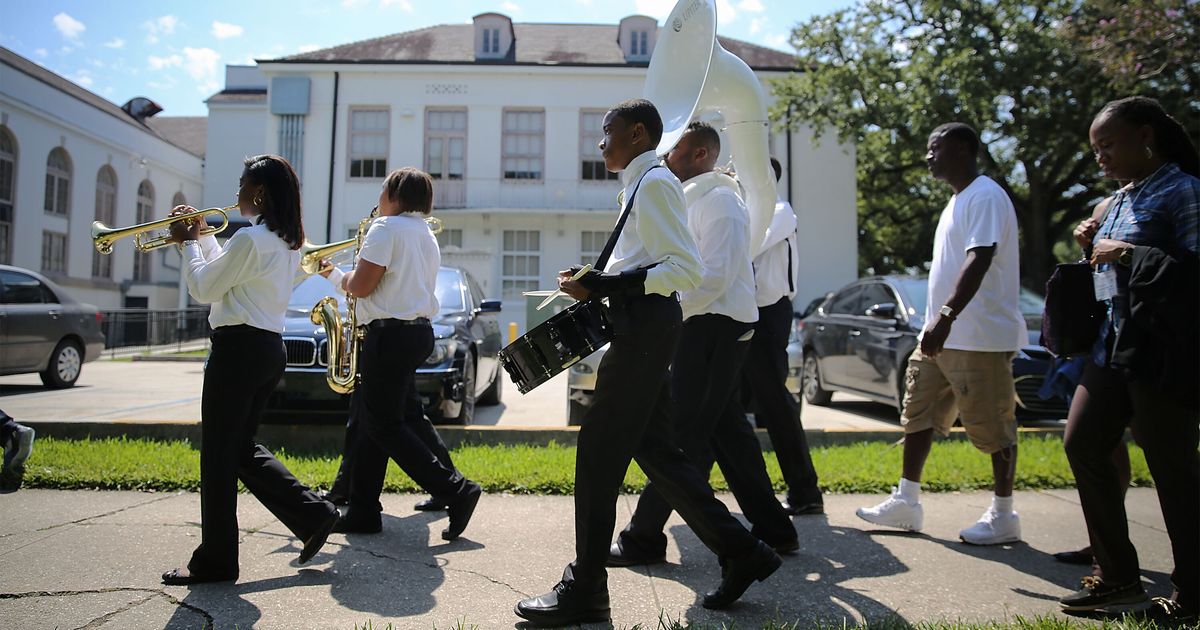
{"left": 332, "top": 213, "right": 441, "bottom": 325}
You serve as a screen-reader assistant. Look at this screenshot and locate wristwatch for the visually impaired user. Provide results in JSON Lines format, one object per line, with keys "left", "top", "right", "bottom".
{"left": 1118, "top": 247, "right": 1133, "bottom": 266}
{"left": 938, "top": 305, "right": 956, "bottom": 320}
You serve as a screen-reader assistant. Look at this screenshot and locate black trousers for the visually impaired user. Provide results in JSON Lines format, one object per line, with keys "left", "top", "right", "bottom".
{"left": 618, "top": 313, "right": 796, "bottom": 555}
{"left": 329, "top": 383, "right": 455, "bottom": 506}
{"left": 1063, "top": 359, "right": 1199, "bottom": 610}
{"left": 0, "top": 409, "right": 18, "bottom": 445}
{"left": 346, "top": 324, "right": 468, "bottom": 514}
{"left": 189, "top": 325, "right": 337, "bottom": 577}
{"left": 569, "top": 294, "right": 760, "bottom": 590}
{"left": 745, "top": 297, "right": 820, "bottom": 505}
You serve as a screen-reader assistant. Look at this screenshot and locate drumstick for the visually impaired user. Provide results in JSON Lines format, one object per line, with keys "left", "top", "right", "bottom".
{"left": 537, "top": 264, "right": 592, "bottom": 310}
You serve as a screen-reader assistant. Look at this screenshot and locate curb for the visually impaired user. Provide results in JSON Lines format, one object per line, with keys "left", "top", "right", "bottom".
{"left": 129, "top": 355, "right": 206, "bottom": 362}
{"left": 19, "top": 420, "right": 1065, "bottom": 452}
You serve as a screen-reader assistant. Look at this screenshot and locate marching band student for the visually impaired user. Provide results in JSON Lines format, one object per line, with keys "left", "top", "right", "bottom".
{"left": 515, "top": 100, "right": 781, "bottom": 627}
{"left": 162, "top": 154, "right": 339, "bottom": 585}
{"left": 608, "top": 122, "right": 798, "bottom": 567}
{"left": 324, "top": 167, "right": 482, "bottom": 540}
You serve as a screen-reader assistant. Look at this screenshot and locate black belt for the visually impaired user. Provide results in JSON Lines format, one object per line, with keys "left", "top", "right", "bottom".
{"left": 212, "top": 324, "right": 275, "bottom": 337}
{"left": 367, "top": 317, "right": 430, "bottom": 329}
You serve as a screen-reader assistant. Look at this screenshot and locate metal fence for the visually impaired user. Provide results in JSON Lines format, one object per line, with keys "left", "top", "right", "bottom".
{"left": 99, "top": 307, "right": 211, "bottom": 353}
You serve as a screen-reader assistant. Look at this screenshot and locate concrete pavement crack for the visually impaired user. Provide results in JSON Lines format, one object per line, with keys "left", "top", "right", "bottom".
{"left": 1034, "top": 487, "right": 1167, "bottom": 534}
{"left": 0, "top": 587, "right": 215, "bottom": 629}
{"left": 330, "top": 541, "right": 530, "bottom": 598}
{"left": 30, "top": 492, "right": 180, "bottom": 533}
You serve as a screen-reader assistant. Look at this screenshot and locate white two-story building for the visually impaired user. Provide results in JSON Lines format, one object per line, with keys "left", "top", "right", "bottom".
{"left": 198, "top": 12, "right": 858, "bottom": 334}
{"left": 0, "top": 47, "right": 205, "bottom": 311}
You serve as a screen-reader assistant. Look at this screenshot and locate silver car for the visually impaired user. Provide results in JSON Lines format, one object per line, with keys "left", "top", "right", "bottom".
{"left": 565, "top": 315, "right": 804, "bottom": 425}
{"left": 0, "top": 264, "right": 106, "bottom": 388}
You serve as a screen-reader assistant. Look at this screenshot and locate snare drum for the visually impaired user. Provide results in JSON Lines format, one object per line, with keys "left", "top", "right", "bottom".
{"left": 498, "top": 299, "right": 612, "bottom": 394}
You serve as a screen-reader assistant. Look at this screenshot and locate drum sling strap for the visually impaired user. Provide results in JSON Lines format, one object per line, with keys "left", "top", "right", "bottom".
{"left": 593, "top": 164, "right": 664, "bottom": 271}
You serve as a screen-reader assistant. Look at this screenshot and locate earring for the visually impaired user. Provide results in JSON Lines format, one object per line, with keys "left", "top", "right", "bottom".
{"left": 253, "top": 194, "right": 263, "bottom": 206}
{"left": 1145, "top": 146, "right": 1153, "bottom": 160}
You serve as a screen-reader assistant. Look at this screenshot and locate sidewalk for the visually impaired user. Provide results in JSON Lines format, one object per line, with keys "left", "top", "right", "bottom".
{"left": 0, "top": 488, "right": 1173, "bottom": 629}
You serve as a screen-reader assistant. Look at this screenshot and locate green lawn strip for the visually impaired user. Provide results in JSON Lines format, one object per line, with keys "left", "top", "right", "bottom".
{"left": 21, "top": 434, "right": 1151, "bottom": 494}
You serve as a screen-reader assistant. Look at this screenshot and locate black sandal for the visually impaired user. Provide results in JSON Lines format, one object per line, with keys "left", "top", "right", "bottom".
{"left": 161, "top": 567, "right": 237, "bottom": 585}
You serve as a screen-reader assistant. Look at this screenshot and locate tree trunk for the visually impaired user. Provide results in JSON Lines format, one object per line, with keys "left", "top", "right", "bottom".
{"left": 1021, "top": 197, "right": 1053, "bottom": 292}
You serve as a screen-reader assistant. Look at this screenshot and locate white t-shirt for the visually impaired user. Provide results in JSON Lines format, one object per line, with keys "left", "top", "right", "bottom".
{"left": 352, "top": 213, "right": 440, "bottom": 324}
{"left": 926, "top": 175, "right": 1026, "bottom": 352}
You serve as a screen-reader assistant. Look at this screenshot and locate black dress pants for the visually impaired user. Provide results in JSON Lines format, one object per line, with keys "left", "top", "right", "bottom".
{"left": 569, "top": 294, "right": 760, "bottom": 590}
{"left": 1063, "top": 359, "right": 1199, "bottom": 610}
{"left": 745, "top": 297, "right": 820, "bottom": 505}
{"left": 329, "top": 383, "right": 454, "bottom": 506}
{"left": 618, "top": 313, "right": 796, "bottom": 556}
{"left": 189, "top": 325, "right": 337, "bottom": 577}
{"left": 347, "top": 324, "right": 468, "bottom": 514}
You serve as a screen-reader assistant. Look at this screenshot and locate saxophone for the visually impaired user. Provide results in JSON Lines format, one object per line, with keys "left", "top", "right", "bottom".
{"left": 310, "top": 208, "right": 376, "bottom": 394}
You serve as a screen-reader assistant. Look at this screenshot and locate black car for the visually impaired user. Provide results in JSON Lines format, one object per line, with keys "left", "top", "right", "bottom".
{"left": 270, "top": 265, "right": 503, "bottom": 424}
{"left": 0, "top": 264, "right": 106, "bottom": 388}
{"left": 799, "top": 275, "right": 1067, "bottom": 419}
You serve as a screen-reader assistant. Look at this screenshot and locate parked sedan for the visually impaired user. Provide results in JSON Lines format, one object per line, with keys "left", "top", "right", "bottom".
{"left": 799, "top": 275, "right": 1068, "bottom": 419}
{"left": 268, "top": 265, "right": 503, "bottom": 424}
{"left": 0, "top": 264, "right": 105, "bottom": 388}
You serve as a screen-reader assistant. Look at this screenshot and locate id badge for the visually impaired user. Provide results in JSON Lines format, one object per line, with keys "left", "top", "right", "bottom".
{"left": 1093, "top": 268, "right": 1118, "bottom": 301}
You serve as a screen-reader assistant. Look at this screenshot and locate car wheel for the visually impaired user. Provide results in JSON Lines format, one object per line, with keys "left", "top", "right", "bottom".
{"left": 568, "top": 397, "right": 589, "bottom": 426}
{"left": 40, "top": 339, "right": 83, "bottom": 389}
{"left": 451, "top": 353, "right": 477, "bottom": 424}
{"left": 478, "top": 363, "right": 502, "bottom": 406}
{"left": 802, "top": 353, "right": 832, "bottom": 406}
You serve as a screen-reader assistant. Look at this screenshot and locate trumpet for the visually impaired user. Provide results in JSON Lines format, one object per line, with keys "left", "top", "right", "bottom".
{"left": 296, "top": 211, "right": 443, "bottom": 278}
{"left": 92, "top": 205, "right": 234, "bottom": 254}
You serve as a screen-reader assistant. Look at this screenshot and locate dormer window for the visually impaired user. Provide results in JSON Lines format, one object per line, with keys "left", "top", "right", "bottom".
{"left": 483, "top": 28, "right": 500, "bottom": 54}
{"left": 618, "top": 15, "right": 657, "bottom": 62}
{"left": 630, "top": 31, "right": 648, "bottom": 56}
{"left": 473, "top": 13, "right": 513, "bottom": 60}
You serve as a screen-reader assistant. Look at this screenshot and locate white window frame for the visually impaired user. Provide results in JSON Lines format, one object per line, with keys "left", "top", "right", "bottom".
{"left": 93, "top": 166, "right": 118, "bottom": 279}
{"left": 580, "top": 110, "right": 618, "bottom": 182}
{"left": 41, "top": 230, "right": 67, "bottom": 275}
{"left": 437, "top": 228, "right": 464, "bottom": 249}
{"left": 425, "top": 108, "right": 467, "bottom": 182}
{"left": 348, "top": 107, "right": 390, "bottom": 180}
{"left": 580, "top": 230, "right": 608, "bottom": 266}
{"left": 133, "top": 180, "right": 154, "bottom": 282}
{"left": 0, "top": 127, "right": 16, "bottom": 265}
{"left": 501, "top": 109, "right": 545, "bottom": 181}
{"left": 44, "top": 147, "right": 71, "bottom": 216}
{"left": 501, "top": 229, "right": 541, "bottom": 300}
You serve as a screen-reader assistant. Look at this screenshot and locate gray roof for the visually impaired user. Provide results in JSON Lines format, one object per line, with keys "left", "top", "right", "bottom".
{"left": 0, "top": 46, "right": 202, "bottom": 156}
{"left": 146, "top": 117, "right": 207, "bottom": 158}
{"left": 272, "top": 22, "right": 795, "bottom": 71}
{"left": 205, "top": 89, "right": 268, "bottom": 105}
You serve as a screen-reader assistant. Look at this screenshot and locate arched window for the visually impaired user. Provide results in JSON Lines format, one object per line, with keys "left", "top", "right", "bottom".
{"left": 44, "top": 147, "right": 71, "bottom": 216}
{"left": 0, "top": 127, "right": 16, "bottom": 264}
{"left": 133, "top": 180, "right": 154, "bottom": 282}
{"left": 93, "top": 167, "right": 118, "bottom": 278}
{"left": 172, "top": 191, "right": 187, "bottom": 208}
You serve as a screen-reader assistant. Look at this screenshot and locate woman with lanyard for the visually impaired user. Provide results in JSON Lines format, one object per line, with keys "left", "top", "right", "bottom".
{"left": 1058, "top": 96, "right": 1200, "bottom": 624}
{"left": 162, "top": 155, "right": 340, "bottom": 585}
{"left": 324, "top": 167, "right": 482, "bottom": 540}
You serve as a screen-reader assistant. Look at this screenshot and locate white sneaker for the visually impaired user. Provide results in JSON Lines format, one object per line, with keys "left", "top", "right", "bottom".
{"left": 959, "top": 507, "right": 1021, "bottom": 545}
{"left": 855, "top": 488, "right": 923, "bottom": 531}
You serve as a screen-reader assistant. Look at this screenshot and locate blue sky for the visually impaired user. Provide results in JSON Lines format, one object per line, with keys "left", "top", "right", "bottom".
{"left": 0, "top": 0, "right": 851, "bottom": 117}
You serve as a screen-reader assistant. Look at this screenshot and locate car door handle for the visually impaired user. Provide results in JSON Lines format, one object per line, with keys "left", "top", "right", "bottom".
{"left": 816, "top": 325, "right": 826, "bottom": 332}
{"left": 48, "top": 310, "right": 61, "bottom": 319}
{"left": 848, "top": 329, "right": 861, "bottom": 337}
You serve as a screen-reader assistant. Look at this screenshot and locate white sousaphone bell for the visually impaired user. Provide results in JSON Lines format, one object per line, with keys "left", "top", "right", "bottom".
{"left": 644, "top": 0, "right": 779, "bottom": 253}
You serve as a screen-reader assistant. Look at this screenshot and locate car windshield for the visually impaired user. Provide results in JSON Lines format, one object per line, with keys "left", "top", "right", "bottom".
{"left": 287, "top": 267, "right": 465, "bottom": 315}
{"left": 892, "top": 277, "right": 928, "bottom": 313}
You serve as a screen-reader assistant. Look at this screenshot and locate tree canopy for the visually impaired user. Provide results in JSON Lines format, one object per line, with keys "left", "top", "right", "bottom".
{"left": 772, "top": 0, "right": 1198, "bottom": 288}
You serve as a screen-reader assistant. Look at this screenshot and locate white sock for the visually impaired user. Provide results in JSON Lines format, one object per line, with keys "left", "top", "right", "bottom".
{"left": 992, "top": 495, "right": 1013, "bottom": 515}
{"left": 898, "top": 478, "right": 921, "bottom": 503}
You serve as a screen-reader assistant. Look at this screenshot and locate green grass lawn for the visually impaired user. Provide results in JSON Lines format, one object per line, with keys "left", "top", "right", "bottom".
{"left": 20, "top": 434, "right": 1150, "bottom": 494}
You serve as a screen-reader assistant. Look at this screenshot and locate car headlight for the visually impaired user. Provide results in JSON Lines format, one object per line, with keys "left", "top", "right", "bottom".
{"left": 424, "top": 339, "right": 458, "bottom": 366}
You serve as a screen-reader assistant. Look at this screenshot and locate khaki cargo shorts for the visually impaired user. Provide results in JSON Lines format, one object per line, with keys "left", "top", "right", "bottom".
{"left": 900, "top": 347, "right": 1017, "bottom": 454}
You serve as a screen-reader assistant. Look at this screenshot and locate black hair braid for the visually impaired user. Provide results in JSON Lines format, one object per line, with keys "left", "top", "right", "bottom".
{"left": 1102, "top": 96, "right": 1200, "bottom": 178}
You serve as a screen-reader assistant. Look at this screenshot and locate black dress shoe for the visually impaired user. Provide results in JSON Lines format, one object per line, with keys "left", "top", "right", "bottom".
{"left": 414, "top": 496, "right": 447, "bottom": 512}
{"left": 442, "top": 481, "right": 481, "bottom": 541}
{"left": 702, "top": 540, "right": 782, "bottom": 609}
{"left": 606, "top": 540, "right": 666, "bottom": 567}
{"left": 782, "top": 500, "right": 825, "bottom": 516}
{"left": 1053, "top": 549, "right": 1094, "bottom": 565}
{"left": 767, "top": 536, "right": 800, "bottom": 555}
{"left": 514, "top": 580, "right": 611, "bottom": 626}
{"left": 332, "top": 511, "right": 382, "bottom": 534}
{"left": 161, "top": 567, "right": 237, "bottom": 586}
{"left": 320, "top": 491, "right": 349, "bottom": 507}
{"left": 299, "top": 509, "right": 340, "bottom": 564}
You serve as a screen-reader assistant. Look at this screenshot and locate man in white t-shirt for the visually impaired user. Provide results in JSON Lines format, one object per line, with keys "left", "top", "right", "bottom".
{"left": 856, "top": 123, "right": 1026, "bottom": 545}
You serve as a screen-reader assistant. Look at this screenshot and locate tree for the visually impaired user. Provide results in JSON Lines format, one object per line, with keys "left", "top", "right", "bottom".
{"left": 771, "top": 0, "right": 1194, "bottom": 288}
